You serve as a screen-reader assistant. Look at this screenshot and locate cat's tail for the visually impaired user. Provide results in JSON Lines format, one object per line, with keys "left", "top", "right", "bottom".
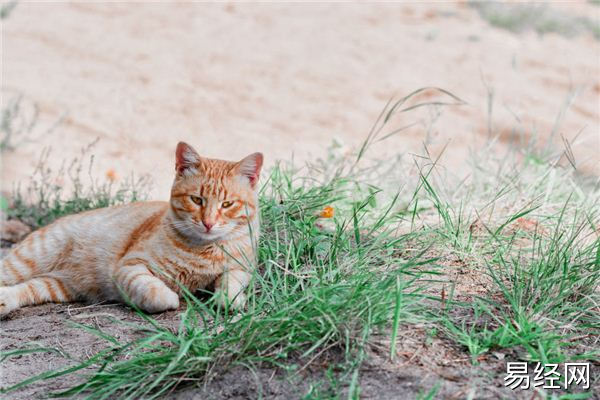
{"left": 0, "top": 225, "right": 60, "bottom": 286}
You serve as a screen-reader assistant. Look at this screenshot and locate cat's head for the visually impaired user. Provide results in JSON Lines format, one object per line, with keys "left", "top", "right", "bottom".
{"left": 169, "top": 142, "right": 263, "bottom": 242}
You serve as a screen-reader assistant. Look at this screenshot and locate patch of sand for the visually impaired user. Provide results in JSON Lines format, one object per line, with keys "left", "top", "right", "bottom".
{"left": 1, "top": 2, "right": 598, "bottom": 200}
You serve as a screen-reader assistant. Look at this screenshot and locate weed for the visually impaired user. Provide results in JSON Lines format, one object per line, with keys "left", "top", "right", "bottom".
{"left": 427, "top": 144, "right": 600, "bottom": 377}
{"left": 470, "top": 2, "right": 600, "bottom": 40}
{"left": 1, "top": 160, "right": 436, "bottom": 398}
{"left": 7, "top": 140, "right": 151, "bottom": 229}
{"left": 0, "top": 0, "right": 17, "bottom": 20}
{"left": 0, "top": 94, "right": 61, "bottom": 152}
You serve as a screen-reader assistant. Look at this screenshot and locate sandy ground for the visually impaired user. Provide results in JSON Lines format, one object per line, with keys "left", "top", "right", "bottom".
{"left": 1, "top": 2, "right": 599, "bottom": 201}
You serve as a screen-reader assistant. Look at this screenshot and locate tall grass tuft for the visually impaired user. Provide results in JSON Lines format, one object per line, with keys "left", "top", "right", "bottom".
{"left": 6, "top": 141, "right": 151, "bottom": 229}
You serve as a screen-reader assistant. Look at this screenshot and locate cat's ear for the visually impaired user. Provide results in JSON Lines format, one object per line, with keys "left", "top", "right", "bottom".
{"left": 237, "top": 152, "right": 263, "bottom": 188}
{"left": 175, "top": 142, "right": 201, "bottom": 176}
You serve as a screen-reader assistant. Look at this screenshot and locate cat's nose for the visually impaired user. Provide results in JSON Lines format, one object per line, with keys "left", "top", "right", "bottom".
{"left": 202, "top": 221, "right": 214, "bottom": 232}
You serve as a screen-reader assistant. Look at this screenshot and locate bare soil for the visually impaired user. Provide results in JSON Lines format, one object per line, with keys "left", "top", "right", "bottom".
{"left": 0, "top": 299, "right": 507, "bottom": 399}
{"left": 2, "top": 239, "right": 597, "bottom": 399}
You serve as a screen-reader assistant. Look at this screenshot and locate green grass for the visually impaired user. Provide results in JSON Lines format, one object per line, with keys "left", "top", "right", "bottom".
{"left": 5, "top": 140, "right": 151, "bottom": 229}
{"left": 416, "top": 146, "right": 600, "bottom": 391}
{"left": 1, "top": 160, "right": 437, "bottom": 399}
{"left": 470, "top": 2, "right": 600, "bottom": 40}
{"left": 0, "top": 0, "right": 17, "bottom": 20}
{"left": 1, "top": 88, "right": 599, "bottom": 397}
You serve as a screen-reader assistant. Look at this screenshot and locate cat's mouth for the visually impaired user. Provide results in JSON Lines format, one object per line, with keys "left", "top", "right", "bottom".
{"left": 189, "top": 225, "right": 227, "bottom": 241}
{"left": 197, "top": 230, "right": 224, "bottom": 239}
{"left": 170, "top": 220, "right": 229, "bottom": 243}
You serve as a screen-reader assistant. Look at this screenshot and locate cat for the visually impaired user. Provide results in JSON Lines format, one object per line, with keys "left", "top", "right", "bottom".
{"left": 0, "top": 142, "right": 263, "bottom": 317}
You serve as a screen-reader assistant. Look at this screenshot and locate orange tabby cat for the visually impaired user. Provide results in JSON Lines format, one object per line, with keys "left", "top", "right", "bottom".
{"left": 0, "top": 142, "right": 262, "bottom": 317}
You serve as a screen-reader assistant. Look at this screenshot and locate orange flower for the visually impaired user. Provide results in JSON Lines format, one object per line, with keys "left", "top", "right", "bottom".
{"left": 106, "top": 168, "right": 118, "bottom": 182}
{"left": 319, "top": 205, "right": 335, "bottom": 218}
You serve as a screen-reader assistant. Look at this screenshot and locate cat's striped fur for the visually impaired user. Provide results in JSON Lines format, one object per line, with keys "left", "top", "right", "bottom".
{"left": 0, "top": 142, "right": 263, "bottom": 317}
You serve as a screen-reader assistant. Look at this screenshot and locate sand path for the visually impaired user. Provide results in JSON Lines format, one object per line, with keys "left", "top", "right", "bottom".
{"left": 2, "top": 2, "right": 598, "bottom": 199}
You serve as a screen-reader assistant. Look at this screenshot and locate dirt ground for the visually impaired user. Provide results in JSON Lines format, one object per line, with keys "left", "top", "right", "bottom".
{"left": 2, "top": 2, "right": 599, "bottom": 200}
{"left": 0, "top": 286, "right": 512, "bottom": 399}
{"left": 0, "top": 244, "right": 579, "bottom": 400}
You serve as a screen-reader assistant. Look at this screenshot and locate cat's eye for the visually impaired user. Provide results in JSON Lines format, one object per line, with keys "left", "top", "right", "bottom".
{"left": 221, "top": 201, "right": 234, "bottom": 208}
{"left": 190, "top": 196, "right": 204, "bottom": 206}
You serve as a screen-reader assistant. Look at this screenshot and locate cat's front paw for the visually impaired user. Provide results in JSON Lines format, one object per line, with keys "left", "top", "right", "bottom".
{"left": 138, "top": 286, "right": 180, "bottom": 313}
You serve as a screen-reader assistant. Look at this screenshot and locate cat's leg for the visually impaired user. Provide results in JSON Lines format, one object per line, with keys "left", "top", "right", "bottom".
{"left": 114, "top": 263, "right": 179, "bottom": 313}
{"left": 213, "top": 267, "right": 251, "bottom": 309}
{"left": 0, "top": 276, "right": 75, "bottom": 317}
